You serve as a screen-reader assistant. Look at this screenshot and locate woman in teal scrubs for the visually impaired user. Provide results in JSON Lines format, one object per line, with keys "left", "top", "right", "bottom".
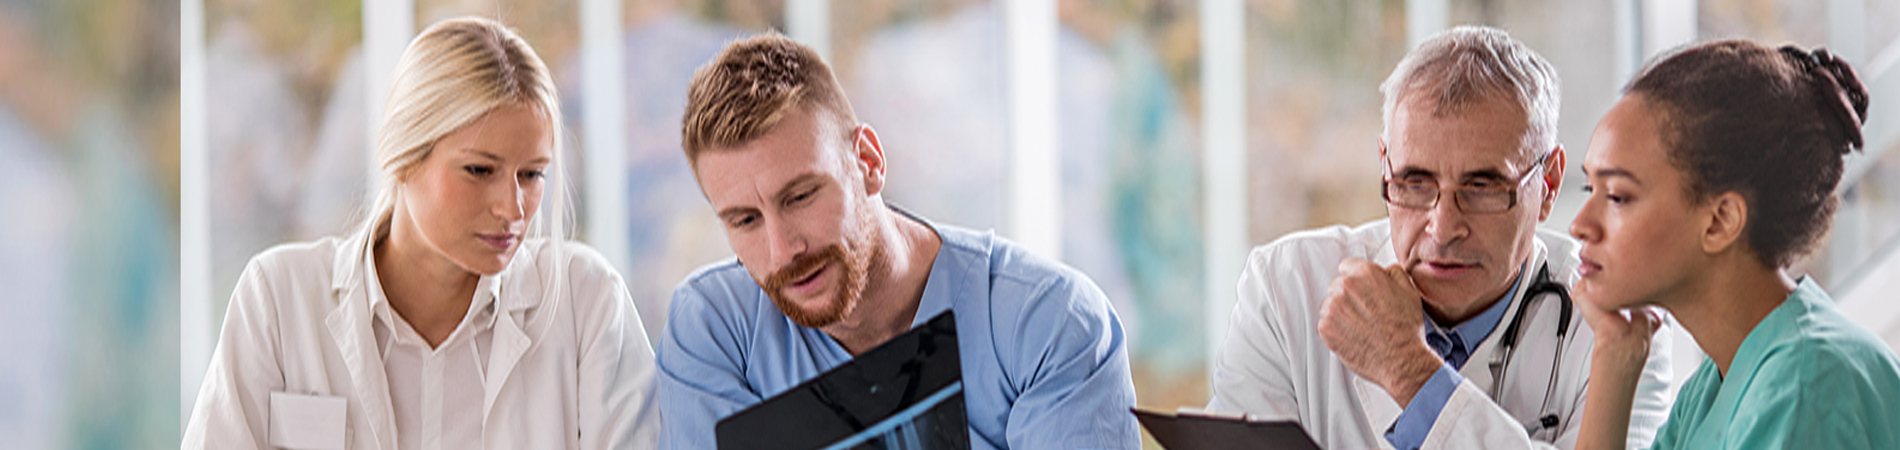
{"left": 1568, "top": 40, "right": 1900, "bottom": 450}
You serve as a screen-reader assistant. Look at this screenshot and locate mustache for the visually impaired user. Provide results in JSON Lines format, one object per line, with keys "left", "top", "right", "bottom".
{"left": 763, "top": 245, "right": 847, "bottom": 292}
{"left": 1410, "top": 244, "right": 1486, "bottom": 264}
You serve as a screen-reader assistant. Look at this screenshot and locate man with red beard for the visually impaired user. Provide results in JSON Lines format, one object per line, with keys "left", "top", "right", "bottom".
{"left": 656, "top": 33, "right": 1139, "bottom": 450}
{"left": 1205, "top": 27, "right": 1675, "bottom": 450}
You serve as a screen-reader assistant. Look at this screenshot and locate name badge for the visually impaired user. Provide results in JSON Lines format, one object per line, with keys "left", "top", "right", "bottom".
{"left": 268, "top": 391, "right": 346, "bottom": 450}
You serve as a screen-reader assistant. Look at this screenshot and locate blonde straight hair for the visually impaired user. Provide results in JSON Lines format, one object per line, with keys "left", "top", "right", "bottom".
{"left": 368, "top": 16, "right": 571, "bottom": 247}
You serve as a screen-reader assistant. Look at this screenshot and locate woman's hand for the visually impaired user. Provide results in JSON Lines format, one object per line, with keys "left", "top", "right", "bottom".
{"left": 1574, "top": 304, "right": 1663, "bottom": 450}
{"left": 1581, "top": 304, "right": 1662, "bottom": 369}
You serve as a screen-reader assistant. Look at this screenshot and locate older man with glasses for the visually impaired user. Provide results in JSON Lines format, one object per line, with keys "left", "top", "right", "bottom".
{"left": 1206, "top": 26, "right": 1675, "bottom": 450}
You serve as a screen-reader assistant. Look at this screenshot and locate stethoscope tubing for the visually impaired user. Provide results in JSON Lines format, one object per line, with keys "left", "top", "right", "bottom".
{"left": 1488, "top": 262, "right": 1575, "bottom": 437}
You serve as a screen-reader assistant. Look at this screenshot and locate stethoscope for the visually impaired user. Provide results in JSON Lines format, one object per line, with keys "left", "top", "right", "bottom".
{"left": 1486, "top": 262, "right": 1575, "bottom": 438}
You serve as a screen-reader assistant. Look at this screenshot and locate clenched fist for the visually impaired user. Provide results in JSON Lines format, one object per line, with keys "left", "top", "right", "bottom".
{"left": 1319, "top": 258, "right": 1444, "bottom": 407}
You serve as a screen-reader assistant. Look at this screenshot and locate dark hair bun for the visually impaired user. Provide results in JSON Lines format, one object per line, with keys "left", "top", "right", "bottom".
{"left": 1780, "top": 45, "right": 1869, "bottom": 152}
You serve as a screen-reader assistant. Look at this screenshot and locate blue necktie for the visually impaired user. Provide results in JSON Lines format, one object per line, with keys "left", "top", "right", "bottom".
{"left": 1426, "top": 330, "right": 1470, "bottom": 370}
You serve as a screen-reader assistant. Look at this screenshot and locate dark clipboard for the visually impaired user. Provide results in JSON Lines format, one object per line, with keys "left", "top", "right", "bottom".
{"left": 1134, "top": 408, "right": 1322, "bottom": 450}
{"left": 716, "top": 311, "right": 969, "bottom": 450}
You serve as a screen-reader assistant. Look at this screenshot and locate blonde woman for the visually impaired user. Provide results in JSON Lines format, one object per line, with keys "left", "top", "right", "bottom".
{"left": 184, "top": 17, "right": 657, "bottom": 449}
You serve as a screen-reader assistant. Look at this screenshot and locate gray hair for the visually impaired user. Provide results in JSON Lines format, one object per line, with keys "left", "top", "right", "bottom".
{"left": 1380, "top": 26, "right": 1561, "bottom": 155}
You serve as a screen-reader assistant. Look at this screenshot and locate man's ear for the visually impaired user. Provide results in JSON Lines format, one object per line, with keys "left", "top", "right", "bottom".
{"left": 853, "top": 123, "right": 887, "bottom": 196}
{"left": 1701, "top": 191, "right": 1748, "bottom": 255}
{"left": 1538, "top": 146, "right": 1566, "bottom": 221}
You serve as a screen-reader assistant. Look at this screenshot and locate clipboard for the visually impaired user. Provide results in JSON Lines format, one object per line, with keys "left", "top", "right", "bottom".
{"left": 1133, "top": 408, "right": 1321, "bottom": 450}
{"left": 716, "top": 311, "right": 969, "bottom": 450}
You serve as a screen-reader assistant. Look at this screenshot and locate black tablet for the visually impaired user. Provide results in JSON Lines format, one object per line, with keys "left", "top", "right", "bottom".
{"left": 1134, "top": 408, "right": 1321, "bottom": 450}
{"left": 716, "top": 311, "right": 969, "bottom": 450}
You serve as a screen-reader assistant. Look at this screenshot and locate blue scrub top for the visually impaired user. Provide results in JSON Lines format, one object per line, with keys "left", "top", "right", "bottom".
{"left": 657, "top": 209, "right": 1140, "bottom": 449}
{"left": 1650, "top": 277, "right": 1900, "bottom": 450}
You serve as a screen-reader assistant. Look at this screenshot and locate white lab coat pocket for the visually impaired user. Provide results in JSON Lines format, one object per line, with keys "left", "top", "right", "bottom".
{"left": 268, "top": 391, "right": 347, "bottom": 450}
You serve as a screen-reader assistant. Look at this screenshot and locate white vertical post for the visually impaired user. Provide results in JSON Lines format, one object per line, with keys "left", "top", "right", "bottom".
{"left": 786, "top": 0, "right": 831, "bottom": 61}
{"left": 180, "top": 0, "right": 210, "bottom": 425}
{"left": 1613, "top": 0, "right": 1642, "bottom": 84}
{"left": 582, "top": 0, "right": 631, "bottom": 276}
{"left": 1643, "top": 0, "right": 1696, "bottom": 58}
{"left": 364, "top": 0, "right": 416, "bottom": 201}
{"left": 1004, "top": 0, "right": 1061, "bottom": 259}
{"left": 1406, "top": 0, "right": 1448, "bottom": 49}
{"left": 1200, "top": 0, "right": 1246, "bottom": 379}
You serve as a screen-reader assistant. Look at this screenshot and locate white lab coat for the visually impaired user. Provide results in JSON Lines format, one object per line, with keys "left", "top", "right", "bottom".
{"left": 1209, "top": 219, "right": 1674, "bottom": 450}
{"left": 183, "top": 228, "right": 659, "bottom": 449}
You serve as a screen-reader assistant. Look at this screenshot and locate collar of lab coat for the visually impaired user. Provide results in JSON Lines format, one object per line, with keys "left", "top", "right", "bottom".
{"left": 322, "top": 224, "right": 546, "bottom": 447}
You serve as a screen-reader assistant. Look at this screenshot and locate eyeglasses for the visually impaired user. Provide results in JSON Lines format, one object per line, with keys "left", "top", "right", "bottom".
{"left": 1381, "top": 152, "right": 1550, "bottom": 214}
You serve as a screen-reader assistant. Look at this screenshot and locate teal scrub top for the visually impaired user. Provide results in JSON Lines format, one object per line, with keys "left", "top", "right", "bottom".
{"left": 1650, "top": 277, "right": 1900, "bottom": 450}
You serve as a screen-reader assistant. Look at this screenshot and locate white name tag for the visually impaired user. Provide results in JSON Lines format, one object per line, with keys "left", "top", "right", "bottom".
{"left": 268, "top": 392, "right": 346, "bottom": 450}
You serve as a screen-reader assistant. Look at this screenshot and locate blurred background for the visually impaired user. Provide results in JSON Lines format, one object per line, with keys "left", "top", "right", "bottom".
{"left": 0, "top": 0, "right": 180, "bottom": 448}
{"left": 3, "top": 0, "right": 1899, "bottom": 448}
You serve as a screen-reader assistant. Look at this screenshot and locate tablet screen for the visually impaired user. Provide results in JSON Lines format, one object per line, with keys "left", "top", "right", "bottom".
{"left": 717, "top": 311, "right": 969, "bottom": 450}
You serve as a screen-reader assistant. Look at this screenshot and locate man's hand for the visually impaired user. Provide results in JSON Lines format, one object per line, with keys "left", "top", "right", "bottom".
{"left": 1318, "top": 258, "right": 1443, "bottom": 407}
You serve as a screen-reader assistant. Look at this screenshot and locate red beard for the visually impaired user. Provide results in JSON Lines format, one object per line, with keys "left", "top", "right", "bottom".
{"left": 761, "top": 211, "right": 885, "bottom": 328}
